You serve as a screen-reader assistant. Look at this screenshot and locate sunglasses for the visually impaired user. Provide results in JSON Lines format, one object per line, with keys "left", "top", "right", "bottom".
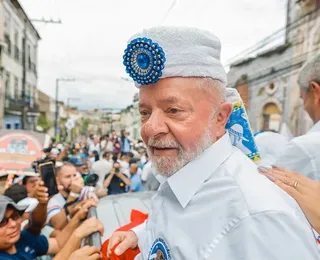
{"left": 0, "top": 211, "right": 21, "bottom": 228}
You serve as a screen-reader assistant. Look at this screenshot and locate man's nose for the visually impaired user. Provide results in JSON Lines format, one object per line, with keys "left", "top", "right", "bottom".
{"left": 143, "top": 111, "right": 169, "bottom": 139}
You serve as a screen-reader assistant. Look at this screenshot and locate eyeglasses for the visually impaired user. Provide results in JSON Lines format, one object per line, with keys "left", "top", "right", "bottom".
{"left": 0, "top": 211, "right": 21, "bottom": 228}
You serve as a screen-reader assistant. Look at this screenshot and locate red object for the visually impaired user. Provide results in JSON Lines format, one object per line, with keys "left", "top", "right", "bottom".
{"left": 101, "top": 209, "right": 148, "bottom": 260}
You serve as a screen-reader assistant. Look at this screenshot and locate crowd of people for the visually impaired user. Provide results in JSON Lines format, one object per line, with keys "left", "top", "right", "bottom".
{"left": 0, "top": 129, "right": 159, "bottom": 259}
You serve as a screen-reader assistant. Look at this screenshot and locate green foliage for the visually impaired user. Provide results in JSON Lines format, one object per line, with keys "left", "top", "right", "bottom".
{"left": 81, "top": 118, "right": 90, "bottom": 135}
{"left": 37, "top": 113, "right": 52, "bottom": 132}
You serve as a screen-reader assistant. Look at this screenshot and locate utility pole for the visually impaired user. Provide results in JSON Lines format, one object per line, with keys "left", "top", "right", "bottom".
{"left": 21, "top": 18, "right": 62, "bottom": 130}
{"left": 21, "top": 19, "right": 27, "bottom": 130}
{"left": 55, "top": 78, "right": 75, "bottom": 142}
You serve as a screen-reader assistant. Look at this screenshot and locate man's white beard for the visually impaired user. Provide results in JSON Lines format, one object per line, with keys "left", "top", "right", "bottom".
{"left": 147, "top": 126, "right": 213, "bottom": 177}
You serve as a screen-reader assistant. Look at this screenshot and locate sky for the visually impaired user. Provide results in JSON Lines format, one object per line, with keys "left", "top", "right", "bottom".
{"left": 19, "top": 0, "right": 287, "bottom": 110}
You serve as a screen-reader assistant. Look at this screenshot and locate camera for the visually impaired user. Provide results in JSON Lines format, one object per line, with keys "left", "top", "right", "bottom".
{"left": 31, "top": 158, "right": 55, "bottom": 173}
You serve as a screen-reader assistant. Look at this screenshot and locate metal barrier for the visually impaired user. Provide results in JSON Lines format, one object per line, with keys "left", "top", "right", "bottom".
{"left": 87, "top": 207, "right": 102, "bottom": 248}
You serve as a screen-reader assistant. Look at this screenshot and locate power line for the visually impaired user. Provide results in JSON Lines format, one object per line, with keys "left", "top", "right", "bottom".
{"left": 227, "top": 46, "right": 320, "bottom": 87}
{"left": 160, "top": 0, "right": 178, "bottom": 24}
{"left": 30, "top": 18, "right": 62, "bottom": 24}
{"left": 225, "top": 6, "right": 320, "bottom": 67}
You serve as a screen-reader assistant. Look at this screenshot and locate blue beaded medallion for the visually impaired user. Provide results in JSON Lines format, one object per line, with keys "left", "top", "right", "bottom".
{"left": 123, "top": 37, "right": 166, "bottom": 85}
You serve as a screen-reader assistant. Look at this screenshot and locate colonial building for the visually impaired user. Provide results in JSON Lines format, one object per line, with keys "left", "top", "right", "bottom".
{"left": 227, "top": 0, "right": 320, "bottom": 136}
{"left": 37, "top": 89, "right": 56, "bottom": 136}
{"left": 0, "top": 0, "right": 40, "bottom": 130}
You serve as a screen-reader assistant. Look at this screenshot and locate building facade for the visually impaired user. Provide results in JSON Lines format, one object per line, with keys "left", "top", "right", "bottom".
{"left": 1, "top": 0, "right": 40, "bottom": 130}
{"left": 227, "top": 0, "right": 320, "bottom": 136}
{"left": 119, "top": 92, "right": 141, "bottom": 140}
{"left": 37, "top": 89, "right": 56, "bottom": 135}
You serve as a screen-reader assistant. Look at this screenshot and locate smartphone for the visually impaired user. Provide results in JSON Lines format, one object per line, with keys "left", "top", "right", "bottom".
{"left": 38, "top": 161, "right": 58, "bottom": 196}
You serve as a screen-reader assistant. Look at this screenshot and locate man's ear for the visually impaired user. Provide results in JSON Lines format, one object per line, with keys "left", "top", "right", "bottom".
{"left": 310, "top": 81, "right": 320, "bottom": 104}
{"left": 215, "top": 102, "right": 233, "bottom": 136}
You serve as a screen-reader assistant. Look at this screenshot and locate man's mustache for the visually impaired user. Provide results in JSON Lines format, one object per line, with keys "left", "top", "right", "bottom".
{"left": 147, "top": 138, "right": 180, "bottom": 149}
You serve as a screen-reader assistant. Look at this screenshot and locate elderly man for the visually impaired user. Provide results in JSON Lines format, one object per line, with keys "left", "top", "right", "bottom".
{"left": 108, "top": 27, "right": 320, "bottom": 259}
{"left": 274, "top": 53, "right": 320, "bottom": 181}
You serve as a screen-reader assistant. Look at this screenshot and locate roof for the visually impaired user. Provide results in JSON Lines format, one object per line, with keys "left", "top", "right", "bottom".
{"left": 230, "top": 43, "right": 291, "bottom": 68}
{"left": 11, "top": 0, "right": 41, "bottom": 40}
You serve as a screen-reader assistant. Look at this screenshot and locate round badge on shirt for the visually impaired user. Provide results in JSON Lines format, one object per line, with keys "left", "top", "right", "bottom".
{"left": 148, "top": 238, "right": 171, "bottom": 260}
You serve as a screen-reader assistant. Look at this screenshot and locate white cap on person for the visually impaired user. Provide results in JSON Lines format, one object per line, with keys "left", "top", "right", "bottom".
{"left": 123, "top": 26, "right": 227, "bottom": 88}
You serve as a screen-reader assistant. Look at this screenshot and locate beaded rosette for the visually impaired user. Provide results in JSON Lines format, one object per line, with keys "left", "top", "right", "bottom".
{"left": 123, "top": 37, "right": 166, "bottom": 85}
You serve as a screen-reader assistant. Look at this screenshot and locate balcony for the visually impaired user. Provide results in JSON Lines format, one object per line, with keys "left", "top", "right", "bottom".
{"left": 4, "top": 96, "right": 39, "bottom": 115}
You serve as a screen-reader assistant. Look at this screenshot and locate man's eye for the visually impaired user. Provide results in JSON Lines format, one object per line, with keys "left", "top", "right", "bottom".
{"left": 168, "top": 108, "right": 181, "bottom": 114}
{"left": 140, "top": 111, "right": 149, "bottom": 116}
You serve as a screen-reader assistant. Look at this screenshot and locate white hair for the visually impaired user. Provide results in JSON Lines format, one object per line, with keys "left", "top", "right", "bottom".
{"left": 195, "top": 77, "right": 226, "bottom": 102}
{"left": 297, "top": 53, "right": 320, "bottom": 89}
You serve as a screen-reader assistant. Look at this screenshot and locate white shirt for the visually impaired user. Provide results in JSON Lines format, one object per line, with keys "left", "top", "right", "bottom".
{"left": 255, "top": 131, "right": 289, "bottom": 166}
{"left": 89, "top": 143, "right": 100, "bottom": 154}
{"left": 46, "top": 188, "right": 89, "bottom": 224}
{"left": 141, "top": 161, "right": 152, "bottom": 182}
{"left": 46, "top": 193, "right": 66, "bottom": 224}
{"left": 274, "top": 121, "right": 320, "bottom": 181}
{"left": 92, "top": 159, "right": 113, "bottom": 187}
{"left": 133, "top": 134, "right": 319, "bottom": 260}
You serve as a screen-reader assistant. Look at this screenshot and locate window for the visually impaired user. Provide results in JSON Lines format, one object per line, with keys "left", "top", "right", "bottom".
{"left": 14, "top": 77, "right": 19, "bottom": 99}
{"left": 5, "top": 72, "right": 10, "bottom": 98}
{"left": 6, "top": 124, "right": 11, "bottom": 129}
{"left": 14, "top": 30, "right": 19, "bottom": 62}
{"left": 4, "top": 34, "right": 11, "bottom": 55}
{"left": 4, "top": 8, "right": 11, "bottom": 33}
{"left": 27, "top": 45, "right": 31, "bottom": 70}
{"left": 14, "top": 123, "right": 20, "bottom": 129}
{"left": 30, "top": 85, "right": 34, "bottom": 107}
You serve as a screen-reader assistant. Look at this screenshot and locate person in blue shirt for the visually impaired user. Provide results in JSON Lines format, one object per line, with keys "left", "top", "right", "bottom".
{"left": 128, "top": 163, "right": 142, "bottom": 192}
{"left": 0, "top": 194, "right": 103, "bottom": 260}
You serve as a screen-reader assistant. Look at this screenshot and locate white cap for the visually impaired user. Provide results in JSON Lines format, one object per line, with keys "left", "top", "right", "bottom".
{"left": 124, "top": 26, "right": 227, "bottom": 87}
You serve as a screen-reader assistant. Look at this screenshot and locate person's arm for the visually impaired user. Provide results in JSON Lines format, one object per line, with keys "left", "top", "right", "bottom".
{"left": 104, "top": 171, "right": 115, "bottom": 188}
{"left": 26, "top": 181, "right": 49, "bottom": 235}
{"left": 52, "top": 217, "right": 104, "bottom": 260}
{"left": 128, "top": 177, "right": 138, "bottom": 193}
{"left": 47, "top": 200, "right": 97, "bottom": 256}
{"left": 51, "top": 176, "right": 84, "bottom": 230}
{"left": 116, "top": 172, "right": 131, "bottom": 186}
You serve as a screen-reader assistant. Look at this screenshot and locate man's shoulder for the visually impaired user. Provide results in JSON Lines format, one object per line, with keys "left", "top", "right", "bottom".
{"left": 221, "top": 149, "right": 301, "bottom": 216}
{"left": 290, "top": 131, "right": 320, "bottom": 146}
{"left": 48, "top": 193, "right": 65, "bottom": 207}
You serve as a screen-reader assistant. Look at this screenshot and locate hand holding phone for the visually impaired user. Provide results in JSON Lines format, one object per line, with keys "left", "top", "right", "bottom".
{"left": 38, "top": 161, "right": 58, "bottom": 197}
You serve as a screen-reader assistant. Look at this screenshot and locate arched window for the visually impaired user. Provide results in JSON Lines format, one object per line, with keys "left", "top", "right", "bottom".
{"left": 262, "top": 103, "right": 281, "bottom": 131}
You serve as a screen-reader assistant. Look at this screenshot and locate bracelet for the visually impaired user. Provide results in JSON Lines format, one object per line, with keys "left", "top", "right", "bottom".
{"left": 69, "top": 192, "right": 80, "bottom": 198}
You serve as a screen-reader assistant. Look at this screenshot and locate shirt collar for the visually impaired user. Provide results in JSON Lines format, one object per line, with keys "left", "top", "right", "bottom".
{"left": 308, "top": 120, "right": 320, "bottom": 133}
{"left": 155, "top": 133, "right": 233, "bottom": 208}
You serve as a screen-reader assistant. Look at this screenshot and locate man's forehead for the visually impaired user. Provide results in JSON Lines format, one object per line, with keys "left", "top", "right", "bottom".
{"left": 139, "top": 95, "right": 183, "bottom": 107}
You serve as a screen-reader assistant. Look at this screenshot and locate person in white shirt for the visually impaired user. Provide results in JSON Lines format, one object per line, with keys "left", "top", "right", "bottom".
{"left": 107, "top": 26, "right": 320, "bottom": 259}
{"left": 92, "top": 152, "right": 113, "bottom": 196}
{"left": 254, "top": 131, "right": 289, "bottom": 167}
{"left": 47, "top": 163, "right": 84, "bottom": 230}
{"left": 274, "top": 53, "right": 320, "bottom": 181}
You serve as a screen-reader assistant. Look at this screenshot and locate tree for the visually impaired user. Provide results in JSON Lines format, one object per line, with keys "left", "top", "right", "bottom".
{"left": 81, "top": 118, "right": 90, "bottom": 135}
{"left": 37, "top": 113, "right": 52, "bottom": 133}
